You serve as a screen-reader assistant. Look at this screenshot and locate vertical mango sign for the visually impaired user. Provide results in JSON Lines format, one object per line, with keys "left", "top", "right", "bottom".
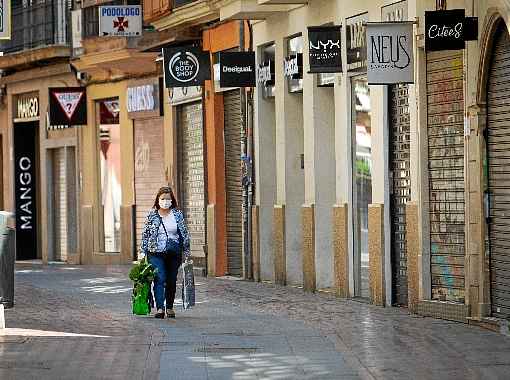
{"left": 0, "top": 0, "right": 11, "bottom": 40}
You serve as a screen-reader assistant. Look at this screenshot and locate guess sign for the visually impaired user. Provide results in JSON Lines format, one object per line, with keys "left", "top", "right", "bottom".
{"left": 127, "top": 83, "right": 160, "bottom": 118}
{"left": 163, "top": 46, "right": 211, "bottom": 88}
{"left": 425, "top": 9, "right": 465, "bottom": 51}
{"left": 49, "top": 87, "right": 87, "bottom": 126}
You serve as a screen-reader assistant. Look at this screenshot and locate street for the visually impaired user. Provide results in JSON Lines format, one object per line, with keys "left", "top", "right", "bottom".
{"left": 0, "top": 263, "right": 509, "bottom": 380}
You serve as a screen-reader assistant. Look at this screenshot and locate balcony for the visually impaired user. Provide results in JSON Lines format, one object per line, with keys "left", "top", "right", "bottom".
{"left": 0, "top": 0, "right": 71, "bottom": 70}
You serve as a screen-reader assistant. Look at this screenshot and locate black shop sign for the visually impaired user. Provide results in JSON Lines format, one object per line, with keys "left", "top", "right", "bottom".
{"left": 219, "top": 51, "right": 256, "bottom": 88}
{"left": 14, "top": 123, "right": 37, "bottom": 260}
{"left": 307, "top": 26, "right": 342, "bottom": 73}
{"left": 49, "top": 87, "right": 87, "bottom": 126}
{"left": 346, "top": 13, "right": 368, "bottom": 72}
{"left": 425, "top": 9, "right": 465, "bottom": 51}
{"left": 163, "top": 46, "right": 211, "bottom": 88}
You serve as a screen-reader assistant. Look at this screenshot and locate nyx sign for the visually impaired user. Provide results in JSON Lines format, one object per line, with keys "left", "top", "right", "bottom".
{"left": 425, "top": 9, "right": 465, "bottom": 51}
{"left": 308, "top": 26, "right": 342, "bottom": 73}
{"left": 257, "top": 60, "right": 275, "bottom": 86}
{"left": 283, "top": 54, "right": 302, "bottom": 79}
{"left": 346, "top": 13, "right": 368, "bottom": 72}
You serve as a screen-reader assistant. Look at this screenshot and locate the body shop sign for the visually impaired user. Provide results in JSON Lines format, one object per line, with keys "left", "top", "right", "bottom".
{"left": 163, "top": 47, "right": 211, "bottom": 88}
{"left": 425, "top": 9, "right": 465, "bottom": 51}
{"left": 99, "top": 5, "right": 142, "bottom": 37}
{"left": 367, "top": 22, "right": 414, "bottom": 85}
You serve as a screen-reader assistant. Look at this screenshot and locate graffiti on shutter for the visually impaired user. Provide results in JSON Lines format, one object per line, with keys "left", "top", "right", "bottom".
{"left": 426, "top": 50, "right": 465, "bottom": 303}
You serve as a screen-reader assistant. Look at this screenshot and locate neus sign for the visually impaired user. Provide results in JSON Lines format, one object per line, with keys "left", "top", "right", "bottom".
{"left": 163, "top": 47, "right": 211, "bottom": 88}
{"left": 425, "top": 9, "right": 465, "bottom": 51}
{"left": 307, "top": 26, "right": 342, "bottom": 73}
{"left": 367, "top": 22, "right": 414, "bottom": 85}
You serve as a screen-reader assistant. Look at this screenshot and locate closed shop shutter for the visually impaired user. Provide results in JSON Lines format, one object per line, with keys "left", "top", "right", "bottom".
{"left": 53, "top": 147, "right": 68, "bottom": 262}
{"left": 134, "top": 117, "right": 165, "bottom": 249}
{"left": 426, "top": 51, "right": 466, "bottom": 303}
{"left": 487, "top": 25, "right": 510, "bottom": 318}
{"left": 223, "top": 90, "right": 244, "bottom": 276}
{"left": 179, "top": 102, "right": 206, "bottom": 258}
{"left": 390, "top": 84, "right": 411, "bottom": 306}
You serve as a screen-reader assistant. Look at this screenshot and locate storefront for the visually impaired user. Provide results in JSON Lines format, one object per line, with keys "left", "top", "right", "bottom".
{"left": 128, "top": 79, "right": 166, "bottom": 255}
{"left": 485, "top": 20, "right": 510, "bottom": 319}
{"left": 169, "top": 86, "right": 206, "bottom": 264}
{"left": 0, "top": 65, "right": 82, "bottom": 263}
{"left": 13, "top": 93, "right": 40, "bottom": 261}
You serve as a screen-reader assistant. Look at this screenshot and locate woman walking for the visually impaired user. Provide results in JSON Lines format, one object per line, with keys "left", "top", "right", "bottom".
{"left": 139, "top": 186, "right": 191, "bottom": 318}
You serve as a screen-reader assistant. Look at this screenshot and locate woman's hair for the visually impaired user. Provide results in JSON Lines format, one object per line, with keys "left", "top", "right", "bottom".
{"left": 153, "top": 186, "right": 178, "bottom": 210}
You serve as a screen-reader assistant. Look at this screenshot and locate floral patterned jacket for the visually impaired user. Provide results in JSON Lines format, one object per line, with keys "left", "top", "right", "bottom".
{"left": 139, "top": 208, "right": 191, "bottom": 258}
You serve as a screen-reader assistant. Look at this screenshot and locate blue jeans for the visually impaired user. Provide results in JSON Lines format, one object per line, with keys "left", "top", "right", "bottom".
{"left": 148, "top": 252, "right": 183, "bottom": 310}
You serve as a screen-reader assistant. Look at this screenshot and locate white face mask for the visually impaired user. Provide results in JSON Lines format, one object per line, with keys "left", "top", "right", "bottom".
{"left": 159, "top": 199, "right": 172, "bottom": 209}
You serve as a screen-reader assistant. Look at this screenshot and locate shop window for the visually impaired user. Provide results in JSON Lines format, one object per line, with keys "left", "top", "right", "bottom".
{"left": 352, "top": 77, "right": 372, "bottom": 298}
{"left": 98, "top": 99, "right": 121, "bottom": 253}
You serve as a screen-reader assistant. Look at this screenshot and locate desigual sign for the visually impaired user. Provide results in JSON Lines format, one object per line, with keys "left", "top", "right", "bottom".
{"left": 16, "top": 96, "right": 39, "bottom": 121}
{"left": 163, "top": 47, "right": 211, "bottom": 88}
{"left": 219, "top": 52, "right": 256, "bottom": 88}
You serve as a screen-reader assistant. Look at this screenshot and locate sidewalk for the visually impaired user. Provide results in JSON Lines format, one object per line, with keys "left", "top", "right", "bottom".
{"left": 1, "top": 263, "right": 510, "bottom": 380}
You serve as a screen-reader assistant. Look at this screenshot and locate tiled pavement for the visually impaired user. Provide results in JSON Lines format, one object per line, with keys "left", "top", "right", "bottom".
{"left": 1, "top": 263, "right": 510, "bottom": 380}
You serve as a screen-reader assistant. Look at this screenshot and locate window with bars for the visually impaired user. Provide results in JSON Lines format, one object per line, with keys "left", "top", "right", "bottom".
{"left": 0, "top": 0, "right": 72, "bottom": 54}
{"left": 82, "top": 0, "right": 140, "bottom": 39}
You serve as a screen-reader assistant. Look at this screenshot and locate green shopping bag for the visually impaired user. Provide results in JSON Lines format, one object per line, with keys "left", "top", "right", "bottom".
{"left": 129, "top": 258, "right": 156, "bottom": 316}
{"left": 132, "top": 282, "right": 151, "bottom": 315}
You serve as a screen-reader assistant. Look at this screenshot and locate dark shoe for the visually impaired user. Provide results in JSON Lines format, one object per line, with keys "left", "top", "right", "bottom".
{"left": 166, "top": 309, "right": 175, "bottom": 318}
{"left": 155, "top": 309, "right": 165, "bottom": 319}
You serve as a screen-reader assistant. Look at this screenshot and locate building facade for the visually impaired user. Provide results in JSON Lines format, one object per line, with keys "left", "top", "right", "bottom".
{"left": 215, "top": 0, "right": 510, "bottom": 325}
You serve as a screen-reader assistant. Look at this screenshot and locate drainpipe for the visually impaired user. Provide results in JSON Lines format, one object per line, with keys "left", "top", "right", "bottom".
{"left": 240, "top": 21, "right": 253, "bottom": 280}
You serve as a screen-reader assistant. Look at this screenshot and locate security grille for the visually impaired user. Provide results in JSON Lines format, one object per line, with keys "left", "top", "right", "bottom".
{"left": 426, "top": 50, "right": 466, "bottom": 303}
{"left": 390, "top": 84, "right": 411, "bottom": 306}
{"left": 223, "top": 90, "right": 244, "bottom": 276}
{"left": 487, "top": 24, "right": 510, "bottom": 318}
{"left": 179, "top": 102, "right": 206, "bottom": 259}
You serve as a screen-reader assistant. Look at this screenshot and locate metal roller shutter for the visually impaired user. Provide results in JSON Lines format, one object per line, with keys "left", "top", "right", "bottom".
{"left": 426, "top": 50, "right": 466, "bottom": 303}
{"left": 53, "top": 147, "right": 68, "bottom": 262}
{"left": 179, "top": 102, "right": 206, "bottom": 259}
{"left": 390, "top": 84, "right": 411, "bottom": 306}
{"left": 487, "top": 24, "right": 510, "bottom": 318}
{"left": 223, "top": 90, "right": 244, "bottom": 276}
{"left": 134, "top": 117, "right": 165, "bottom": 250}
